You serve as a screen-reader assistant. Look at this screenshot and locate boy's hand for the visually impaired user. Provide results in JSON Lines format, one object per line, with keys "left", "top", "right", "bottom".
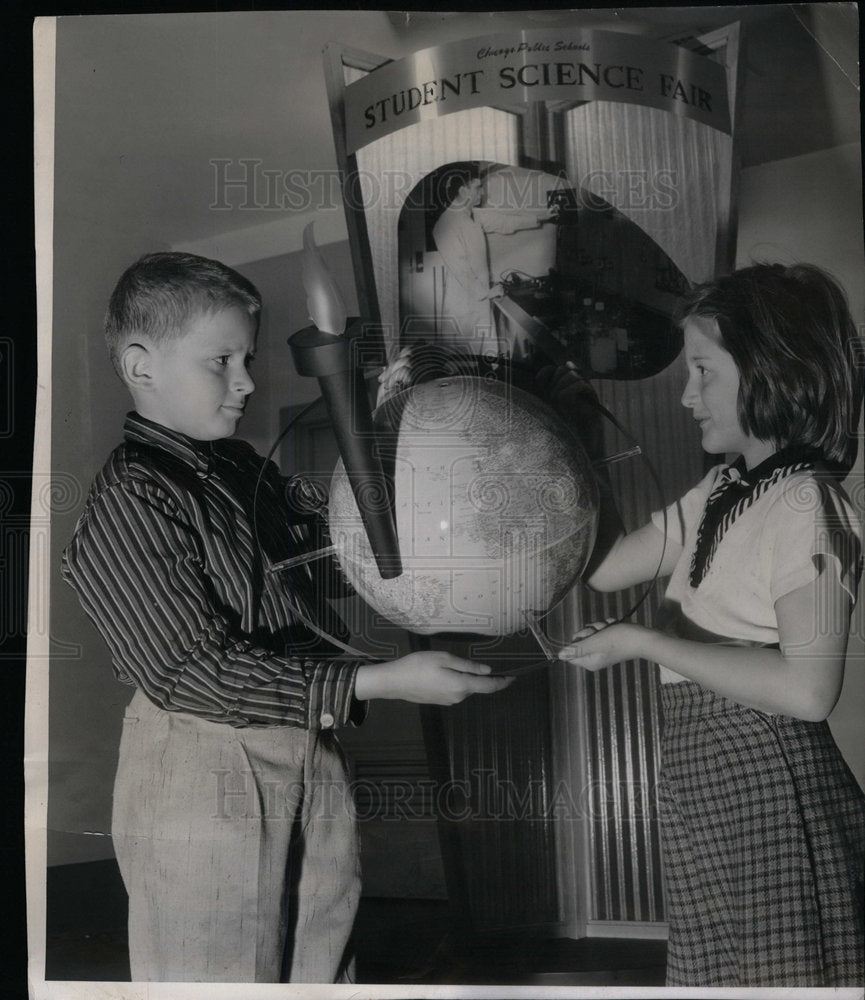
{"left": 557, "top": 619, "right": 645, "bottom": 672}
{"left": 355, "top": 651, "right": 514, "bottom": 705}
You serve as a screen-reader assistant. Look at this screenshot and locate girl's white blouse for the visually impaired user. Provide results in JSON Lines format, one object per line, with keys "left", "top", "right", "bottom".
{"left": 651, "top": 465, "right": 862, "bottom": 684}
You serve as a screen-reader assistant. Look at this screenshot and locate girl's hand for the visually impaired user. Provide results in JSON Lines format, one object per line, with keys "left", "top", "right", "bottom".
{"left": 557, "top": 620, "right": 646, "bottom": 672}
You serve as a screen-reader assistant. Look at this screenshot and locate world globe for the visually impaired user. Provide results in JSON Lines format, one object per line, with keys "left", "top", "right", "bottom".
{"left": 328, "top": 376, "right": 599, "bottom": 636}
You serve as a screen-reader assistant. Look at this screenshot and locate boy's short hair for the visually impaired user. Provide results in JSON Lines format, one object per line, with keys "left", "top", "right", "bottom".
{"left": 680, "top": 262, "right": 862, "bottom": 472}
{"left": 105, "top": 252, "right": 262, "bottom": 376}
{"left": 438, "top": 161, "right": 482, "bottom": 207}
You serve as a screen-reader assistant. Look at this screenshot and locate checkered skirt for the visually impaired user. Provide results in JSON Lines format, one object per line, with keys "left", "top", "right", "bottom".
{"left": 659, "top": 681, "right": 865, "bottom": 987}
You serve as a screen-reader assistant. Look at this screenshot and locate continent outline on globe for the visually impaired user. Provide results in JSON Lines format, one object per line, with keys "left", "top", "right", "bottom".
{"left": 328, "top": 376, "right": 599, "bottom": 636}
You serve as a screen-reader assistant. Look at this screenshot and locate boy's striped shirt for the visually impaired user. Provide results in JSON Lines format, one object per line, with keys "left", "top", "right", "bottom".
{"left": 62, "top": 412, "right": 363, "bottom": 729}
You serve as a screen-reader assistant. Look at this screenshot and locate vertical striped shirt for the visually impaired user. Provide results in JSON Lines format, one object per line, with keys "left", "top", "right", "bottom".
{"left": 61, "top": 412, "right": 364, "bottom": 729}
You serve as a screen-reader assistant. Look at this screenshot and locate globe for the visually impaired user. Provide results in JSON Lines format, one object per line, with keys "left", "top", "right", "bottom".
{"left": 328, "top": 376, "right": 599, "bottom": 636}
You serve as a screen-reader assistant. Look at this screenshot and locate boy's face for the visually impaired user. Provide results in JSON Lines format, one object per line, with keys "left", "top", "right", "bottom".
{"left": 460, "top": 178, "right": 483, "bottom": 208}
{"left": 137, "top": 306, "right": 256, "bottom": 440}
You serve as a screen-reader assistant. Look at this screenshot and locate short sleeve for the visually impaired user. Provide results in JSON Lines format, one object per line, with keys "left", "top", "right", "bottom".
{"left": 769, "top": 476, "right": 863, "bottom": 605}
{"left": 651, "top": 466, "right": 724, "bottom": 548}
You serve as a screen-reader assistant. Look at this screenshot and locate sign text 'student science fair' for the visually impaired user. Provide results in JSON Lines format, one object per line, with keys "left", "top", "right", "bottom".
{"left": 344, "top": 29, "right": 731, "bottom": 154}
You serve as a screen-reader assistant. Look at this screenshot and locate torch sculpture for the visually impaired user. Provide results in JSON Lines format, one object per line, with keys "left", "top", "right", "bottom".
{"left": 288, "top": 225, "right": 603, "bottom": 639}
{"left": 288, "top": 224, "right": 402, "bottom": 579}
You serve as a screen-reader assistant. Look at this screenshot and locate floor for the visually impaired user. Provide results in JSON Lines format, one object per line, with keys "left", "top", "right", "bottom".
{"left": 45, "top": 859, "right": 667, "bottom": 986}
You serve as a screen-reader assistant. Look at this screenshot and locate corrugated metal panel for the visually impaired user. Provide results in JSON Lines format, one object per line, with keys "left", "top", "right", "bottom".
{"left": 564, "top": 101, "right": 726, "bottom": 286}
{"left": 444, "top": 663, "right": 561, "bottom": 933}
{"left": 560, "top": 96, "right": 716, "bottom": 923}
{"left": 577, "top": 368, "right": 704, "bottom": 923}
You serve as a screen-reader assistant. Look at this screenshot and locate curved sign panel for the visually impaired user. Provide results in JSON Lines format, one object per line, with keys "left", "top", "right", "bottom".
{"left": 344, "top": 28, "right": 731, "bottom": 154}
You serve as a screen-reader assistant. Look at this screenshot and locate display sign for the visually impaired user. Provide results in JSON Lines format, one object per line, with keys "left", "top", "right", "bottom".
{"left": 344, "top": 28, "right": 730, "bottom": 153}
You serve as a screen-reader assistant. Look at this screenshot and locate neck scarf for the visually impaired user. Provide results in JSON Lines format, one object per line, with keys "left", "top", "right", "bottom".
{"left": 689, "top": 446, "right": 819, "bottom": 588}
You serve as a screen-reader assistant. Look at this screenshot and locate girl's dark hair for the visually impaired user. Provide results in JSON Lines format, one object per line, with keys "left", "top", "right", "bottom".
{"left": 105, "top": 252, "right": 262, "bottom": 376}
{"left": 680, "top": 263, "right": 862, "bottom": 471}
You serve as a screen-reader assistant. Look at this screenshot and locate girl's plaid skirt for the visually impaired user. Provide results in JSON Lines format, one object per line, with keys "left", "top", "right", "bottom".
{"left": 659, "top": 681, "right": 865, "bottom": 987}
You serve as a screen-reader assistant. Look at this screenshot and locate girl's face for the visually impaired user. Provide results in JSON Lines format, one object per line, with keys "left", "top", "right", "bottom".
{"left": 681, "top": 316, "right": 776, "bottom": 469}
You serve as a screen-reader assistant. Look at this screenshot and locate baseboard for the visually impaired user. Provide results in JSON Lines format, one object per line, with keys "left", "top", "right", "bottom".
{"left": 47, "top": 829, "right": 116, "bottom": 867}
{"left": 586, "top": 920, "right": 669, "bottom": 940}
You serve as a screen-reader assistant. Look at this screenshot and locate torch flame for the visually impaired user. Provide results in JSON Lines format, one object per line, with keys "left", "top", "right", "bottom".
{"left": 302, "top": 222, "right": 347, "bottom": 336}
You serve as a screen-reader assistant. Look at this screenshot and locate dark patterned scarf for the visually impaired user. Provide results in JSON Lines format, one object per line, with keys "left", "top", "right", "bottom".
{"left": 689, "top": 446, "right": 819, "bottom": 588}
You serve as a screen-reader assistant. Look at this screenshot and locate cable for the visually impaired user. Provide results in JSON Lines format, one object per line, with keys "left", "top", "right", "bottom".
{"left": 252, "top": 394, "right": 387, "bottom": 660}
{"left": 252, "top": 394, "right": 325, "bottom": 557}
{"left": 584, "top": 389, "right": 669, "bottom": 626}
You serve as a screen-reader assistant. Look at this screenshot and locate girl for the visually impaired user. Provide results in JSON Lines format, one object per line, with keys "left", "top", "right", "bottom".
{"left": 558, "top": 263, "right": 864, "bottom": 987}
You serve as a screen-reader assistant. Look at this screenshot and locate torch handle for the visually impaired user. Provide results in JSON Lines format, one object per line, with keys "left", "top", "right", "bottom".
{"left": 319, "top": 368, "right": 402, "bottom": 579}
{"left": 289, "top": 323, "right": 402, "bottom": 579}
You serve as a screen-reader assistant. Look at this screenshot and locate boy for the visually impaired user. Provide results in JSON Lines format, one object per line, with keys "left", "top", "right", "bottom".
{"left": 61, "top": 252, "right": 511, "bottom": 983}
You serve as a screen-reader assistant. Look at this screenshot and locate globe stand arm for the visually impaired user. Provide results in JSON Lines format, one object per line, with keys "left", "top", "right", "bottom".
{"left": 593, "top": 445, "right": 642, "bottom": 468}
{"left": 266, "top": 544, "right": 337, "bottom": 575}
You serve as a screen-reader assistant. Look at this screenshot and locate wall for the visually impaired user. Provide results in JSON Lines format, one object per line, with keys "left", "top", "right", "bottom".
{"left": 45, "top": 13, "right": 401, "bottom": 867}
{"left": 47, "top": 228, "right": 167, "bottom": 866}
{"left": 736, "top": 141, "right": 865, "bottom": 787}
{"left": 240, "top": 243, "right": 360, "bottom": 448}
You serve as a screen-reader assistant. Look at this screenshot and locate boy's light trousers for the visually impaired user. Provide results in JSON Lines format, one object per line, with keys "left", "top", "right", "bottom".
{"left": 111, "top": 688, "right": 361, "bottom": 983}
